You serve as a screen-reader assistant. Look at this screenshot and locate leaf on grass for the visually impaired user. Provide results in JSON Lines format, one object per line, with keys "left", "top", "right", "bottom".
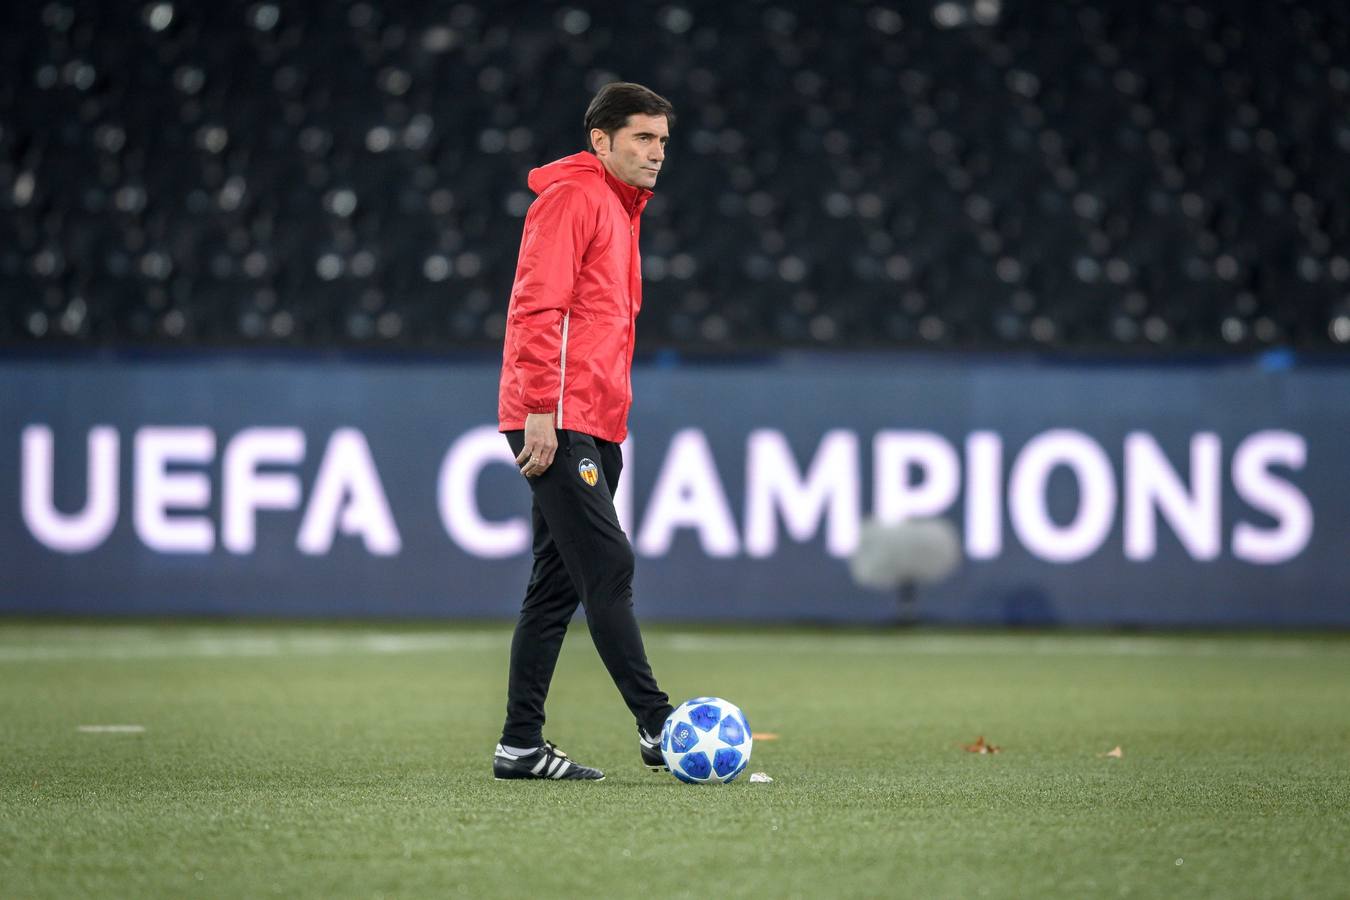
{"left": 1099, "top": 745, "right": 1124, "bottom": 758}
{"left": 752, "top": 732, "right": 779, "bottom": 741}
{"left": 961, "top": 735, "right": 1001, "bottom": 754}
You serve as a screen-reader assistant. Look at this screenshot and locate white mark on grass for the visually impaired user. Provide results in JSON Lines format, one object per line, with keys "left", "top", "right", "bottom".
{"left": 4, "top": 628, "right": 1344, "bottom": 665}
{"left": 659, "top": 633, "right": 1347, "bottom": 661}
{"left": 0, "top": 631, "right": 507, "bottom": 663}
{"left": 77, "top": 725, "right": 145, "bottom": 733}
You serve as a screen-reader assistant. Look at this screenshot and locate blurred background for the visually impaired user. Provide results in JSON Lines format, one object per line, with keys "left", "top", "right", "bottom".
{"left": 2, "top": 0, "right": 1348, "bottom": 625}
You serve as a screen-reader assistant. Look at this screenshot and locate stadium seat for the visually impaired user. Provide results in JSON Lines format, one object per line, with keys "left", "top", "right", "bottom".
{"left": 1, "top": 0, "right": 1346, "bottom": 351}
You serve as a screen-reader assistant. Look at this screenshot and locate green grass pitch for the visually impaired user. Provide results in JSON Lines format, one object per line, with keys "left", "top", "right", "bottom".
{"left": 2, "top": 621, "right": 1348, "bottom": 898}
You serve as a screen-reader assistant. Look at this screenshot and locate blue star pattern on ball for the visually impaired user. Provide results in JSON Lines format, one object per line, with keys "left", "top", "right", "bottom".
{"left": 688, "top": 703, "right": 722, "bottom": 731}
{"left": 679, "top": 751, "right": 712, "bottom": 780}
{"left": 669, "top": 719, "right": 700, "bottom": 753}
{"left": 713, "top": 748, "right": 744, "bottom": 779}
{"left": 718, "top": 714, "right": 745, "bottom": 746}
{"left": 659, "top": 697, "right": 754, "bottom": 785}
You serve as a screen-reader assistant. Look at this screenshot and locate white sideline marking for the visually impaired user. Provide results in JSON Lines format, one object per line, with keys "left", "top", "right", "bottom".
{"left": 0, "top": 631, "right": 506, "bottom": 663}
{"left": 77, "top": 725, "right": 145, "bottom": 733}
{"left": 0, "top": 628, "right": 1342, "bottom": 664}
{"left": 659, "top": 632, "right": 1347, "bottom": 660}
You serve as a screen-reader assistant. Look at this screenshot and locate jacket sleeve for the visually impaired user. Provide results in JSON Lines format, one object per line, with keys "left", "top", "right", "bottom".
{"left": 506, "top": 182, "right": 593, "bottom": 415}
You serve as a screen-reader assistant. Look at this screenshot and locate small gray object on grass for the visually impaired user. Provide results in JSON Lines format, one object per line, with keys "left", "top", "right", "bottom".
{"left": 76, "top": 724, "right": 146, "bottom": 733}
{"left": 748, "top": 772, "right": 773, "bottom": 783}
{"left": 849, "top": 517, "right": 962, "bottom": 623}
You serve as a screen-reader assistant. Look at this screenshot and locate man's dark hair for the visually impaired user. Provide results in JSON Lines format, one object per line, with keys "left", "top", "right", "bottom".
{"left": 583, "top": 82, "right": 675, "bottom": 152}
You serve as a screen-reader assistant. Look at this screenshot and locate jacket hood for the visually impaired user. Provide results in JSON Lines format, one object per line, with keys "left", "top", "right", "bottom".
{"left": 526, "top": 151, "right": 603, "bottom": 195}
{"left": 527, "top": 151, "right": 652, "bottom": 211}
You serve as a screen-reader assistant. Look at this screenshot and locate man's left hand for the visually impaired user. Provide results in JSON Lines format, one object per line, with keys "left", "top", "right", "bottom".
{"left": 517, "top": 412, "right": 558, "bottom": 477}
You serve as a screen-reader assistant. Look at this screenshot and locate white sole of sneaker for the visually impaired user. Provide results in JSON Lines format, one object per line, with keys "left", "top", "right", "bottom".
{"left": 493, "top": 776, "right": 606, "bottom": 782}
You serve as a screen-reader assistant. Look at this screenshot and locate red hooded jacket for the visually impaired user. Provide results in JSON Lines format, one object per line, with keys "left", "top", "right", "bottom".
{"left": 498, "top": 152, "right": 651, "bottom": 443}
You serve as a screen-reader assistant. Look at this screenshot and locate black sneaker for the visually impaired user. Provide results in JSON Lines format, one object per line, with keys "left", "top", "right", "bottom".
{"left": 639, "top": 730, "right": 667, "bottom": 772}
{"left": 493, "top": 741, "right": 604, "bottom": 781}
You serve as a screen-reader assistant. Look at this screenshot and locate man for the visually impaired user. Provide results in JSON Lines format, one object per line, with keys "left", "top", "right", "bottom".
{"left": 492, "top": 82, "right": 676, "bottom": 781}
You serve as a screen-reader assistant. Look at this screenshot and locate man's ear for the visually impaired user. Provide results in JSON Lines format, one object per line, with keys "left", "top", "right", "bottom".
{"left": 590, "top": 128, "right": 608, "bottom": 155}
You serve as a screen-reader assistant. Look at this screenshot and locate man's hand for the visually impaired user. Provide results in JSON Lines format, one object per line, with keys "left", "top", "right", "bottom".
{"left": 516, "top": 412, "right": 558, "bottom": 477}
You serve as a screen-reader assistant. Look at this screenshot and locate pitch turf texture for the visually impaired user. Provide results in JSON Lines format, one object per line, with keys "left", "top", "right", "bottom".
{"left": 2, "top": 623, "right": 1348, "bottom": 899}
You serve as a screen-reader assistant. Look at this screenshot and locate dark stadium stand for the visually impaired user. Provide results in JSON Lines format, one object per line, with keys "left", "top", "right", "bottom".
{"left": 1, "top": 0, "right": 1347, "bottom": 351}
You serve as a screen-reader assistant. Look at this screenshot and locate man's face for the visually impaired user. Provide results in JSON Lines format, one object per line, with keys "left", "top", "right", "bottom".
{"left": 593, "top": 114, "right": 669, "bottom": 189}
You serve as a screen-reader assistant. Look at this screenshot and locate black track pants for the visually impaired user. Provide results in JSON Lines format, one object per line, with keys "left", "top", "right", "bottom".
{"left": 500, "top": 429, "right": 673, "bottom": 748}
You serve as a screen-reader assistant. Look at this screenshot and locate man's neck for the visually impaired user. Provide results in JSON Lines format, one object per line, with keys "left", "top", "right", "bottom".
{"left": 598, "top": 162, "right": 647, "bottom": 211}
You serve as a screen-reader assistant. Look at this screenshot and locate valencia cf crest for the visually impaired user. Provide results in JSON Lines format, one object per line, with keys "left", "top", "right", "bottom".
{"left": 577, "top": 458, "right": 599, "bottom": 487}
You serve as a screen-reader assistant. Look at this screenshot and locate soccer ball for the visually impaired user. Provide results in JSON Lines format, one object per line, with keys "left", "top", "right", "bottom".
{"left": 661, "top": 697, "right": 753, "bottom": 784}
